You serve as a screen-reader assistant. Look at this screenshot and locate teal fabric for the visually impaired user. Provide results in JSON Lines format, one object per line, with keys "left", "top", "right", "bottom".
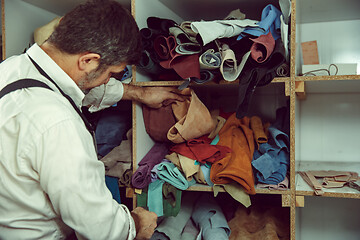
{"left": 148, "top": 180, "right": 165, "bottom": 217}
{"left": 157, "top": 162, "right": 196, "bottom": 190}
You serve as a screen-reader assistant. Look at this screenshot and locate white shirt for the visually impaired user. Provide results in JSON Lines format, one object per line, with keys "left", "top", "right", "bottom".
{"left": 0, "top": 44, "right": 136, "bottom": 240}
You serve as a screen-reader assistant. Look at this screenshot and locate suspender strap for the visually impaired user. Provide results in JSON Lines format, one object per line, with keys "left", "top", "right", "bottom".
{"left": 0, "top": 79, "right": 52, "bottom": 99}
{"left": 27, "top": 55, "right": 95, "bottom": 134}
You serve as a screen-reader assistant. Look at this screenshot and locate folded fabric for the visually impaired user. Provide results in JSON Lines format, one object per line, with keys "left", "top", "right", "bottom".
{"left": 237, "top": 4, "right": 282, "bottom": 40}
{"left": 95, "top": 104, "right": 131, "bottom": 157}
{"left": 213, "top": 182, "right": 251, "bottom": 208}
{"left": 137, "top": 182, "right": 182, "bottom": 218}
{"left": 165, "top": 152, "right": 206, "bottom": 184}
{"left": 192, "top": 193, "right": 231, "bottom": 240}
{"left": 137, "top": 50, "right": 165, "bottom": 76}
{"left": 199, "top": 49, "right": 222, "bottom": 70}
{"left": 250, "top": 31, "right": 276, "bottom": 63}
{"left": 170, "top": 138, "right": 231, "bottom": 164}
{"left": 142, "top": 99, "right": 177, "bottom": 142}
{"left": 210, "top": 114, "right": 256, "bottom": 194}
{"left": 256, "top": 175, "right": 289, "bottom": 190}
{"left": 236, "top": 38, "right": 286, "bottom": 118}
{"left": 208, "top": 115, "right": 226, "bottom": 139}
{"left": 147, "top": 16, "right": 177, "bottom": 35}
{"left": 252, "top": 125, "right": 290, "bottom": 185}
{"left": 168, "top": 88, "right": 215, "bottom": 143}
{"left": 190, "top": 19, "right": 258, "bottom": 46}
{"left": 179, "top": 21, "right": 198, "bottom": 43}
{"left": 219, "top": 43, "right": 251, "bottom": 82}
{"left": 157, "top": 161, "right": 196, "bottom": 190}
{"left": 105, "top": 176, "right": 121, "bottom": 204}
{"left": 100, "top": 129, "right": 132, "bottom": 181}
{"left": 153, "top": 35, "right": 201, "bottom": 79}
{"left": 151, "top": 192, "right": 197, "bottom": 240}
{"left": 250, "top": 116, "right": 268, "bottom": 148}
{"left": 148, "top": 179, "right": 166, "bottom": 217}
{"left": 131, "top": 143, "right": 169, "bottom": 189}
{"left": 178, "top": 70, "right": 219, "bottom": 90}
{"left": 200, "top": 164, "right": 214, "bottom": 186}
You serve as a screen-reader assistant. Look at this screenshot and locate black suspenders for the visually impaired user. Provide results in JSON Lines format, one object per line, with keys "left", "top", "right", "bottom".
{"left": 0, "top": 56, "right": 97, "bottom": 152}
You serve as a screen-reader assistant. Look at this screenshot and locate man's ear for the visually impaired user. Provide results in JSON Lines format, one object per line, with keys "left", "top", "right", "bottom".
{"left": 78, "top": 53, "right": 101, "bottom": 72}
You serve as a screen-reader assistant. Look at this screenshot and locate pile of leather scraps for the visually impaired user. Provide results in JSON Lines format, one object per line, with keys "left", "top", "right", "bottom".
{"left": 228, "top": 203, "right": 289, "bottom": 240}
{"left": 299, "top": 170, "right": 360, "bottom": 195}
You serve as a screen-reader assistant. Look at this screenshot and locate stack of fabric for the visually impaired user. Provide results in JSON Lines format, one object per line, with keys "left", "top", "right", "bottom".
{"left": 137, "top": 4, "right": 289, "bottom": 118}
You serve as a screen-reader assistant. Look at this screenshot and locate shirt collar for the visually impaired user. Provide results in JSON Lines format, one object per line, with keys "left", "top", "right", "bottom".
{"left": 26, "top": 44, "right": 85, "bottom": 109}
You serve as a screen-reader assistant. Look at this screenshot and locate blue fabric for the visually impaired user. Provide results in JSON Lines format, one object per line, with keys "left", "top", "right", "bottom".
{"left": 105, "top": 176, "right": 121, "bottom": 204}
{"left": 122, "top": 65, "right": 132, "bottom": 81}
{"left": 157, "top": 162, "right": 196, "bottom": 190}
{"left": 200, "top": 164, "right": 214, "bottom": 187}
{"left": 95, "top": 102, "right": 131, "bottom": 157}
{"left": 192, "top": 193, "right": 231, "bottom": 240}
{"left": 237, "top": 4, "right": 282, "bottom": 40}
{"left": 210, "top": 134, "right": 220, "bottom": 145}
{"left": 147, "top": 179, "right": 166, "bottom": 217}
{"left": 252, "top": 124, "right": 289, "bottom": 184}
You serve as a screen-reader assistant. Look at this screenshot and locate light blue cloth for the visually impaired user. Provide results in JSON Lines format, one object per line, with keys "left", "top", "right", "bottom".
{"left": 147, "top": 179, "right": 165, "bottom": 217}
{"left": 157, "top": 162, "right": 196, "bottom": 190}
{"left": 151, "top": 193, "right": 196, "bottom": 240}
{"left": 200, "top": 164, "right": 214, "bottom": 187}
{"left": 237, "top": 4, "right": 282, "bottom": 40}
{"left": 191, "top": 193, "right": 231, "bottom": 240}
{"left": 252, "top": 125, "right": 289, "bottom": 185}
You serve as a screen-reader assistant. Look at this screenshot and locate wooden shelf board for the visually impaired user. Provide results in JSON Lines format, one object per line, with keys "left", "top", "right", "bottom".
{"left": 295, "top": 75, "right": 360, "bottom": 82}
{"left": 132, "top": 77, "right": 289, "bottom": 87}
{"left": 186, "top": 184, "right": 291, "bottom": 195}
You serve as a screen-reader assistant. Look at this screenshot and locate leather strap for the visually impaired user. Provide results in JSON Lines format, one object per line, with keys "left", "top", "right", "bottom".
{"left": 0, "top": 79, "right": 52, "bottom": 99}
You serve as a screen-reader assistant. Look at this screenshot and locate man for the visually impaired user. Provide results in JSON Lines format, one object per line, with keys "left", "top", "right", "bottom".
{"left": 0, "top": 0, "right": 183, "bottom": 239}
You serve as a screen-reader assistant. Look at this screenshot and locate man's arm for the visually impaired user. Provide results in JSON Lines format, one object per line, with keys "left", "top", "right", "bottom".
{"left": 122, "top": 84, "right": 184, "bottom": 108}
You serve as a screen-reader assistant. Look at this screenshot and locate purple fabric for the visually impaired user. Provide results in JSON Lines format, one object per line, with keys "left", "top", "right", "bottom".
{"left": 131, "top": 143, "right": 169, "bottom": 189}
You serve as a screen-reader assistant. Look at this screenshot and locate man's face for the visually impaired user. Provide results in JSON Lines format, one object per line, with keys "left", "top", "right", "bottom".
{"left": 78, "top": 64, "right": 127, "bottom": 92}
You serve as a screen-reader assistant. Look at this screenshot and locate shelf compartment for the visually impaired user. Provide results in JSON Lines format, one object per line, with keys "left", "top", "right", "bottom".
{"left": 295, "top": 0, "right": 360, "bottom": 76}
{"left": 295, "top": 196, "right": 360, "bottom": 240}
{"left": 295, "top": 161, "right": 360, "bottom": 199}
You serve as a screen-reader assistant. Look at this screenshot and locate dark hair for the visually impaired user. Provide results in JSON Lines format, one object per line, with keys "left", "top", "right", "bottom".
{"left": 47, "top": 0, "right": 141, "bottom": 67}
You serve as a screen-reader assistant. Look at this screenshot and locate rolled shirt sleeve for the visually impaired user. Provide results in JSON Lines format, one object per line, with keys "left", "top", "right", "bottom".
{"left": 82, "top": 78, "right": 125, "bottom": 113}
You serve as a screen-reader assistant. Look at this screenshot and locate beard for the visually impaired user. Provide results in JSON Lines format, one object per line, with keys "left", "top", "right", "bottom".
{"left": 78, "top": 67, "right": 105, "bottom": 94}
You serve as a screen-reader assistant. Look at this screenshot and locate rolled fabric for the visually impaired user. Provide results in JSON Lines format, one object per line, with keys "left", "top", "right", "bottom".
{"left": 210, "top": 114, "right": 256, "bottom": 195}
{"left": 199, "top": 49, "right": 222, "bottom": 70}
{"left": 131, "top": 143, "right": 169, "bottom": 189}
{"left": 157, "top": 161, "right": 195, "bottom": 190}
{"left": 219, "top": 43, "right": 251, "bottom": 82}
{"left": 154, "top": 35, "right": 201, "bottom": 79}
{"left": 250, "top": 31, "right": 276, "bottom": 63}
{"left": 192, "top": 193, "right": 231, "bottom": 240}
{"left": 250, "top": 116, "right": 268, "bottom": 148}
{"left": 168, "top": 88, "right": 215, "bottom": 143}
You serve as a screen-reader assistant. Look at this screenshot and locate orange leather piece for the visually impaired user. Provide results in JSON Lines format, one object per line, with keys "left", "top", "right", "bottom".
{"left": 210, "top": 113, "right": 256, "bottom": 194}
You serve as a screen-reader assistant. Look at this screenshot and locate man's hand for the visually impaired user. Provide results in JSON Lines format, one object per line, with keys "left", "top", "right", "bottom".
{"left": 122, "top": 85, "right": 184, "bottom": 108}
{"left": 131, "top": 207, "right": 158, "bottom": 240}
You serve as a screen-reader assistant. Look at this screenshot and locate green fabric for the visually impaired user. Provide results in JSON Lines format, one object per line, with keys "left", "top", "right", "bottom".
{"left": 136, "top": 182, "right": 182, "bottom": 217}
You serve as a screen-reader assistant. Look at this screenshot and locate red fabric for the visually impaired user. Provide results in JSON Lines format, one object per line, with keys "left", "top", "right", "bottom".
{"left": 170, "top": 137, "right": 231, "bottom": 164}
{"left": 210, "top": 114, "right": 256, "bottom": 195}
{"left": 154, "top": 35, "right": 200, "bottom": 79}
